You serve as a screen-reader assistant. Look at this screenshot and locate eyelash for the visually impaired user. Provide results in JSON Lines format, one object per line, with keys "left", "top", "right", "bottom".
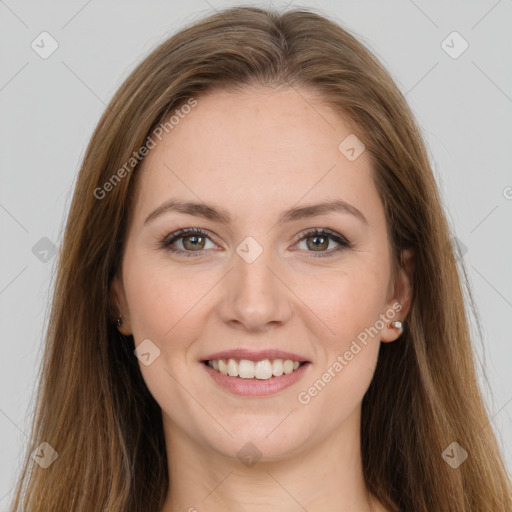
{"left": 160, "top": 227, "right": 352, "bottom": 259}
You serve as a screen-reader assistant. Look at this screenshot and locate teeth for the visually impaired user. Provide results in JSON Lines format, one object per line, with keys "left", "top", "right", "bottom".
{"left": 239, "top": 359, "right": 254, "bottom": 378}
{"left": 255, "top": 360, "right": 273, "bottom": 379}
{"left": 207, "top": 358, "right": 303, "bottom": 380}
{"left": 227, "top": 359, "right": 238, "bottom": 377}
{"left": 283, "top": 360, "right": 294, "bottom": 374}
{"left": 272, "top": 359, "right": 283, "bottom": 376}
{"left": 218, "top": 359, "right": 228, "bottom": 375}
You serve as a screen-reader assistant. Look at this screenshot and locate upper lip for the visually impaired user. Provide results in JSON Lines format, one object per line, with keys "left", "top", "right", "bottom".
{"left": 202, "top": 348, "right": 310, "bottom": 363}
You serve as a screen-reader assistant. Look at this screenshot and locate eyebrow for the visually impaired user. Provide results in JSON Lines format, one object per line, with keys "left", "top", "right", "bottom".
{"left": 144, "top": 198, "right": 368, "bottom": 226}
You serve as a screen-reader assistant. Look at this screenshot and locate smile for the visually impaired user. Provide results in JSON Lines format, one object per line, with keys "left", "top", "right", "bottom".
{"left": 202, "top": 358, "right": 312, "bottom": 397}
{"left": 206, "top": 358, "right": 304, "bottom": 379}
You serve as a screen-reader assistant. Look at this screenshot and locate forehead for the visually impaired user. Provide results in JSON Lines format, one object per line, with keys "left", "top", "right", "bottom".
{"left": 130, "top": 86, "right": 380, "bottom": 228}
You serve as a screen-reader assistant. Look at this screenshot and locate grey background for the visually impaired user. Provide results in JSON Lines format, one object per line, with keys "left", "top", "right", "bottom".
{"left": 1, "top": 0, "right": 511, "bottom": 507}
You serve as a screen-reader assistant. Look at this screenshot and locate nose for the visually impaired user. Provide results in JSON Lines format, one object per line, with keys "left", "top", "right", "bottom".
{"left": 217, "top": 243, "right": 293, "bottom": 333}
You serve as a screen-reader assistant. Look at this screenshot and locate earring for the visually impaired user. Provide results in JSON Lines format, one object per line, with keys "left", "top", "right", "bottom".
{"left": 389, "top": 320, "right": 403, "bottom": 334}
{"left": 116, "top": 315, "right": 123, "bottom": 327}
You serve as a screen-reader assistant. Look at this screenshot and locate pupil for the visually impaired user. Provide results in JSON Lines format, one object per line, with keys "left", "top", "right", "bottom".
{"left": 185, "top": 235, "right": 204, "bottom": 249}
{"left": 309, "top": 235, "right": 327, "bottom": 250}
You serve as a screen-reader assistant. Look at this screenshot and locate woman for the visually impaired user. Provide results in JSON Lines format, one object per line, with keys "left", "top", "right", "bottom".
{"left": 10, "top": 5, "right": 511, "bottom": 511}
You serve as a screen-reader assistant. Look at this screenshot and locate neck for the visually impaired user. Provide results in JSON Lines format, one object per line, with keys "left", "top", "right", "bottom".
{"left": 160, "top": 405, "right": 382, "bottom": 512}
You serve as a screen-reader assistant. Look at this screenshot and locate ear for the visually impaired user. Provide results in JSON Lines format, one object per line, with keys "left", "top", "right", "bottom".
{"left": 381, "top": 248, "right": 414, "bottom": 343}
{"left": 110, "top": 274, "right": 132, "bottom": 335}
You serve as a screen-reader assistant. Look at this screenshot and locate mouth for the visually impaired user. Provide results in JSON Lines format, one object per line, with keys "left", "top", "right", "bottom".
{"left": 203, "top": 358, "right": 307, "bottom": 379}
{"left": 201, "top": 358, "right": 312, "bottom": 396}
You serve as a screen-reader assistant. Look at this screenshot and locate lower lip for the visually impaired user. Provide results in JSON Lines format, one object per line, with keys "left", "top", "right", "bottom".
{"left": 201, "top": 361, "right": 312, "bottom": 396}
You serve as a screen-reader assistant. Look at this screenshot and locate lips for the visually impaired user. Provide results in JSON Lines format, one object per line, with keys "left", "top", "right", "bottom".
{"left": 202, "top": 359, "right": 312, "bottom": 396}
{"left": 201, "top": 348, "right": 309, "bottom": 363}
{"left": 199, "top": 347, "right": 312, "bottom": 396}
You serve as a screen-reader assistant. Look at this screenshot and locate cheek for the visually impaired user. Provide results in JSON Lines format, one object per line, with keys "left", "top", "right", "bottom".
{"left": 293, "top": 267, "right": 386, "bottom": 426}
{"left": 122, "top": 253, "right": 206, "bottom": 350}
{"left": 293, "top": 257, "right": 390, "bottom": 347}
{"left": 290, "top": 257, "right": 389, "bottom": 408}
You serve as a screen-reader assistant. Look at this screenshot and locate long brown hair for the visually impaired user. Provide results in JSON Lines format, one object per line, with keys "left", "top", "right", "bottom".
{"left": 10, "top": 6, "right": 511, "bottom": 511}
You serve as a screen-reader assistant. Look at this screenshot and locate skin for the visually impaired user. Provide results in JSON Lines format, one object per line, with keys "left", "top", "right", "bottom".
{"left": 111, "top": 85, "right": 414, "bottom": 512}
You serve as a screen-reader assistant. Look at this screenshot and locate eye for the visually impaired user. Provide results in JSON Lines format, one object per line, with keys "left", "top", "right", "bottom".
{"left": 161, "top": 228, "right": 217, "bottom": 258}
{"left": 160, "top": 227, "right": 352, "bottom": 258}
{"left": 293, "top": 228, "right": 351, "bottom": 258}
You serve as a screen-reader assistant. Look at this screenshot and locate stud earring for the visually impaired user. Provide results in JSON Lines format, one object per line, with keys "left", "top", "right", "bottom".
{"left": 116, "top": 315, "right": 123, "bottom": 327}
{"left": 389, "top": 320, "right": 403, "bottom": 334}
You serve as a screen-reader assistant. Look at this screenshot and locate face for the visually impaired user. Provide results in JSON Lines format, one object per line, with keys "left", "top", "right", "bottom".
{"left": 111, "top": 86, "right": 412, "bottom": 461}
